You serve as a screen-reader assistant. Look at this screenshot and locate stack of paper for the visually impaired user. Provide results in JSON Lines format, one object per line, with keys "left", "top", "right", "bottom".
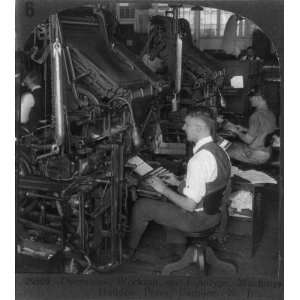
{"left": 127, "top": 156, "right": 153, "bottom": 176}
{"left": 231, "top": 166, "right": 277, "bottom": 184}
{"left": 127, "top": 156, "right": 178, "bottom": 186}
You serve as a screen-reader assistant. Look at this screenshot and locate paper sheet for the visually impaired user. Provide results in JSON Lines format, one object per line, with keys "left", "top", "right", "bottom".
{"left": 229, "top": 190, "right": 253, "bottom": 212}
{"left": 127, "top": 156, "right": 179, "bottom": 186}
{"left": 231, "top": 166, "right": 277, "bottom": 184}
{"left": 127, "top": 156, "right": 153, "bottom": 176}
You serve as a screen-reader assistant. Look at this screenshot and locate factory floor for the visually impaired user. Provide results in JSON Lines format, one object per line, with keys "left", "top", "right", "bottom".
{"left": 16, "top": 183, "right": 281, "bottom": 279}
{"left": 119, "top": 184, "right": 280, "bottom": 278}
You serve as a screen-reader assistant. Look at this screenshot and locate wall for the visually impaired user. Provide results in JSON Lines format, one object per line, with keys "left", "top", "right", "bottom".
{"left": 195, "top": 37, "right": 252, "bottom": 51}
{"left": 131, "top": 6, "right": 257, "bottom": 53}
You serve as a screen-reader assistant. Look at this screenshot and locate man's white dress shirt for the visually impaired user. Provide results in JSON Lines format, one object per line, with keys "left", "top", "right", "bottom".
{"left": 183, "top": 136, "right": 218, "bottom": 207}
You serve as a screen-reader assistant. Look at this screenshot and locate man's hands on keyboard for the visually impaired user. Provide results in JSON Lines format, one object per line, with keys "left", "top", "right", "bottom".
{"left": 145, "top": 176, "right": 167, "bottom": 194}
{"left": 147, "top": 167, "right": 181, "bottom": 187}
{"left": 160, "top": 173, "right": 181, "bottom": 186}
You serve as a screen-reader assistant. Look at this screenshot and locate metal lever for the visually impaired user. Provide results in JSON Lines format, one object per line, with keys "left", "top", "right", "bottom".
{"left": 36, "top": 144, "right": 60, "bottom": 160}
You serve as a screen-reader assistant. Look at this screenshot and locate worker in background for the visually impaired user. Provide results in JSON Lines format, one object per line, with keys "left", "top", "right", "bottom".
{"left": 240, "top": 46, "right": 262, "bottom": 61}
{"left": 20, "top": 70, "right": 44, "bottom": 131}
{"left": 141, "top": 23, "right": 167, "bottom": 74}
{"left": 124, "top": 109, "right": 231, "bottom": 260}
{"left": 15, "top": 51, "right": 26, "bottom": 133}
{"left": 225, "top": 87, "right": 276, "bottom": 165}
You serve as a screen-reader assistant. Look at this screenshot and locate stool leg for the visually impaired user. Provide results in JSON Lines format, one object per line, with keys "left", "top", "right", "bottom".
{"left": 205, "top": 246, "right": 237, "bottom": 274}
{"left": 161, "top": 245, "right": 237, "bottom": 275}
{"left": 196, "top": 246, "right": 205, "bottom": 273}
{"left": 161, "top": 246, "right": 204, "bottom": 275}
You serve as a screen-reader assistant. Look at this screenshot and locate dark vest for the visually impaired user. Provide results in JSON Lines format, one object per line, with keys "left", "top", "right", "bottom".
{"left": 194, "top": 141, "right": 231, "bottom": 214}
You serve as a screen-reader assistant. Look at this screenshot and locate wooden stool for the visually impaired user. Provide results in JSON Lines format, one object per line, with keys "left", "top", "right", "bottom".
{"left": 161, "top": 226, "right": 237, "bottom": 275}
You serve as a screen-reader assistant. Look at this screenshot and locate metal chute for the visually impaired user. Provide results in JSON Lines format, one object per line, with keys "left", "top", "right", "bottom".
{"left": 175, "top": 34, "right": 183, "bottom": 94}
{"left": 50, "top": 14, "right": 65, "bottom": 148}
{"left": 173, "top": 6, "right": 183, "bottom": 112}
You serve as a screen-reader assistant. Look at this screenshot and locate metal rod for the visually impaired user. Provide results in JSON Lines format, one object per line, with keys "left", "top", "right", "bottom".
{"left": 51, "top": 15, "right": 65, "bottom": 147}
{"left": 65, "top": 47, "right": 77, "bottom": 83}
{"left": 60, "top": 20, "right": 100, "bottom": 26}
{"left": 19, "top": 218, "right": 61, "bottom": 234}
{"left": 140, "top": 107, "right": 154, "bottom": 135}
{"left": 118, "top": 145, "right": 124, "bottom": 262}
{"left": 79, "top": 192, "right": 86, "bottom": 251}
{"left": 24, "top": 211, "right": 62, "bottom": 221}
{"left": 110, "top": 146, "right": 116, "bottom": 263}
{"left": 25, "top": 192, "right": 65, "bottom": 201}
{"left": 94, "top": 179, "right": 110, "bottom": 184}
{"left": 110, "top": 144, "right": 122, "bottom": 264}
{"left": 62, "top": 48, "right": 71, "bottom": 85}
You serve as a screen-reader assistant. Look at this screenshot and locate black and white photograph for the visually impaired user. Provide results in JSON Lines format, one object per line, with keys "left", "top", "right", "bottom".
{"left": 12, "top": 0, "right": 285, "bottom": 299}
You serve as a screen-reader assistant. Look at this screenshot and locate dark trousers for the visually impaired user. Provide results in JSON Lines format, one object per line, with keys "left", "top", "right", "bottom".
{"left": 128, "top": 198, "right": 220, "bottom": 250}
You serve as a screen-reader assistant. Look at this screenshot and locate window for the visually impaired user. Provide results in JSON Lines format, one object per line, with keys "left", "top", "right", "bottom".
{"left": 157, "top": 3, "right": 169, "bottom": 15}
{"left": 157, "top": 8, "right": 168, "bottom": 15}
{"left": 199, "top": 8, "right": 218, "bottom": 37}
{"left": 119, "top": 6, "right": 135, "bottom": 19}
{"left": 198, "top": 8, "right": 258, "bottom": 38}
{"left": 199, "top": 8, "right": 235, "bottom": 37}
{"left": 236, "top": 19, "right": 246, "bottom": 37}
{"left": 179, "top": 7, "right": 195, "bottom": 36}
{"left": 236, "top": 18, "right": 258, "bottom": 37}
{"left": 117, "top": 3, "right": 136, "bottom": 30}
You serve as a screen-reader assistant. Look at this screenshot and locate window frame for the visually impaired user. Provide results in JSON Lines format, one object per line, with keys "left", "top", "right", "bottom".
{"left": 198, "top": 8, "right": 233, "bottom": 38}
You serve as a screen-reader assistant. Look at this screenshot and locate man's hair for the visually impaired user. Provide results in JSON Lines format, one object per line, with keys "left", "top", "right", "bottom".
{"left": 23, "top": 69, "right": 42, "bottom": 85}
{"left": 248, "top": 86, "right": 266, "bottom": 98}
{"left": 186, "top": 107, "right": 216, "bottom": 136}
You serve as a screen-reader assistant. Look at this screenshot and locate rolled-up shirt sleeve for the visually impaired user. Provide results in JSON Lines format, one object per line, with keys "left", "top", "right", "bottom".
{"left": 248, "top": 112, "right": 260, "bottom": 138}
{"left": 182, "top": 150, "right": 217, "bottom": 204}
